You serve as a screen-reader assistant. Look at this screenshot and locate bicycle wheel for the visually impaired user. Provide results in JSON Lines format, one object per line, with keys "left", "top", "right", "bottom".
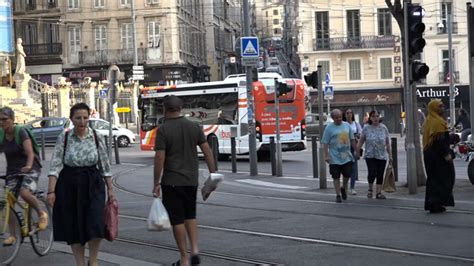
{"left": 29, "top": 198, "right": 53, "bottom": 256}
{"left": 0, "top": 205, "right": 22, "bottom": 265}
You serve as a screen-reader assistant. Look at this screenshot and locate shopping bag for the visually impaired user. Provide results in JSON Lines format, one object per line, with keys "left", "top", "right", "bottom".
{"left": 382, "top": 162, "right": 397, "bottom": 193}
{"left": 147, "top": 198, "right": 171, "bottom": 231}
{"left": 104, "top": 198, "right": 119, "bottom": 241}
{"left": 202, "top": 173, "right": 224, "bottom": 201}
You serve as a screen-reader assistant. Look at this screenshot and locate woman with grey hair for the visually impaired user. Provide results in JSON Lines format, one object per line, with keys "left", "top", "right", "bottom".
{"left": 0, "top": 107, "right": 48, "bottom": 246}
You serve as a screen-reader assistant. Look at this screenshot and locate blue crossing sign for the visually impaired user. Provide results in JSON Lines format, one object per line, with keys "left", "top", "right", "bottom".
{"left": 324, "top": 85, "right": 334, "bottom": 100}
{"left": 241, "top": 37, "right": 259, "bottom": 57}
{"left": 325, "top": 73, "right": 331, "bottom": 85}
{"left": 99, "top": 89, "right": 108, "bottom": 99}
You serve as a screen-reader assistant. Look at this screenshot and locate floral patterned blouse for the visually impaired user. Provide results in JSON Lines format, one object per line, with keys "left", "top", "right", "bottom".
{"left": 48, "top": 128, "right": 112, "bottom": 178}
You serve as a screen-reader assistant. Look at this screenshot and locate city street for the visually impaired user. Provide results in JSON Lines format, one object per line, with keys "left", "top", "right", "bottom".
{"left": 8, "top": 137, "right": 474, "bottom": 265}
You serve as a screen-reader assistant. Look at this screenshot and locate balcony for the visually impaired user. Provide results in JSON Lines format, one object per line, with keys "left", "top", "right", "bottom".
{"left": 78, "top": 49, "right": 148, "bottom": 65}
{"left": 439, "top": 71, "right": 460, "bottom": 84}
{"left": 313, "top": 35, "right": 397, "bottom": 51}
{"left": 24, "top": 43, "right": 62, "bottom": 56}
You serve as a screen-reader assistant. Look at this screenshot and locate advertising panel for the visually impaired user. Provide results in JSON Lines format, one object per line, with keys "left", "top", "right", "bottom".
{"left": 0, "top": 0, "right": 13, "bottom": 54}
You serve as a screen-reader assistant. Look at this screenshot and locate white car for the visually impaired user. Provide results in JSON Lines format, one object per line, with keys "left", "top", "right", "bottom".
{"left": 69, "top": 118, "right": 136, "bottom": 147}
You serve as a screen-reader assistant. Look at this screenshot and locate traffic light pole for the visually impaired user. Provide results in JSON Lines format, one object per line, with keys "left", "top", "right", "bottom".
{"left": 404, "top": 0, "right": 417, "bottom": 194}
{"left": 274, "top": 79, "right": 283, "bottom": 176}
{"left": 467, "top": 3, "right": 474, "bottom": 133}
{"left": 243, "top": 0, "right": 258, "bottom": 176}
{"left": 317, "top": 66, "right": 327, "bottom": 188}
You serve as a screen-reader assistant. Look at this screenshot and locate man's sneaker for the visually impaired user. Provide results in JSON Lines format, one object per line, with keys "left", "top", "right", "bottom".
{"left": 340, "top": 187, "right": 347, "bottom": 200}
{"left": 336, "top": 195, "right": 342, "bottom": 203}
{"left": 351, "top": 189, "right": 357, "bottom": 195}
{"left": 191, "top": 255, "right": 201, "bottom": 265}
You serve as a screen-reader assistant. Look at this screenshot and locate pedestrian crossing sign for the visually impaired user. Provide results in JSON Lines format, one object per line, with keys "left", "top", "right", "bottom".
{"left": 241, "top": 37, "right": 259, "bottom": 57}
{"left": 324, "top": 85, "right": 334, "bottom": 100}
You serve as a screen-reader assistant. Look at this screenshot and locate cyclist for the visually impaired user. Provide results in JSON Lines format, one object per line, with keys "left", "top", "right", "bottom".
{"left": 0, "top": 107, "right": 48, "bottom": 246}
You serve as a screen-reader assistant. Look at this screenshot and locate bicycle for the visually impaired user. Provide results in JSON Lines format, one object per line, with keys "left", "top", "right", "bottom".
{"left": 0, "top": 174, "right": 53, "bottom": 265}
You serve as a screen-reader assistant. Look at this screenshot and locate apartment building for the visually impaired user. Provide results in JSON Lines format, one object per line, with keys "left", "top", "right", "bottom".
{"left": 296, "top": 0, "right": 403, "bottom": 132}
{"left": 418, "top": 1, "right": 470, "bottom": 113}
{"left": 205, "top": 0, "right": 242, "bottom": 81}
{"left": 258, "top": 0, "right": 283, "bottom": 41}
{"left": 13, "top": 0, "right": 62, "bottom": 85}
{"left": 14, "top": 0, "right": 209, "bottom": 85}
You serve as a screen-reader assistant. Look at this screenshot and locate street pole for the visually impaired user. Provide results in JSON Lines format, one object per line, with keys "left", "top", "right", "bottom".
{"left": 404, "top": 0, "right": 417, "bottom": 194}
{"left": 467, "top": 3, "right": 474, "bottom": 133}
{"left": 317, "top": 66, "right": 326, "bottom": 188}
{"left": 327, "top": 98, "right": 330, "bottom": 116}
{"left": 243, "top": 0, "right": 258, "bottom": 175}
{"left": 274, "top": 78, "right": 283, "bottom": 176}
{"left": 448, "top": 12, "right": 455, "bottom": 128}
{"left": 108, "top": 70, "right": 118, "bottom": 160}
{"left": 131, "top": 0, "right": 138, "bottom": 66}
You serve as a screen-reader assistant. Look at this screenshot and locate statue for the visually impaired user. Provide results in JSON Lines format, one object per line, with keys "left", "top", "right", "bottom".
{"left": 15, "top": 38, "right": 26, "bottom": 75}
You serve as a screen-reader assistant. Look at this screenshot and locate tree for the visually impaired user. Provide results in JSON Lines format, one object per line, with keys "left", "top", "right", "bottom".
{"left": 386, "top": 0, "right": 426, "bottom": 186}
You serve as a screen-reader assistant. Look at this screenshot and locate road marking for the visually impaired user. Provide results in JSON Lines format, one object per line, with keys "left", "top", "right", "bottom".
{"left": 120, "top": 162, "right": 148, "bottom": 167}
{"left": 236, "top": 179, "right": 308, "bottom": 189}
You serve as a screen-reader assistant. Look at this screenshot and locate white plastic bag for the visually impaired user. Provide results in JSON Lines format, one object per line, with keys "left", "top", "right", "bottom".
{"left": 147, "top": 198, "right": 171, "bottom": 231}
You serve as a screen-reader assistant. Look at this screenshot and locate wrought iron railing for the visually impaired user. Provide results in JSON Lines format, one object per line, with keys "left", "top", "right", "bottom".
{"left": 438, "top": 71, "right": 460, "bottom": 84}
{"left": 24, "top": 43, "right": 62, "bottom": 56}
{"left": 78, "top": 49, "right": 147, "bottom": 65}
{"left": 313, "top": 35, "right": 397, "bottom": 51}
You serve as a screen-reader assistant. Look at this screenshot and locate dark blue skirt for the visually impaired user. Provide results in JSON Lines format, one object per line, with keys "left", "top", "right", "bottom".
{"left": 53, "top": 165, "right": 106, "bottom": 245}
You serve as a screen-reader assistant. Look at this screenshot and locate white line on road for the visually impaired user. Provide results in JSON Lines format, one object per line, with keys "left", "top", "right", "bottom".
{"left": 236, "top": 179, "right": 308, "bottom": 189}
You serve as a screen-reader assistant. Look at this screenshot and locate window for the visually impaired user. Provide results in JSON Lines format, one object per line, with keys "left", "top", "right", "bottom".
{"left": 379, "top": 58, "right": 392, "bottom": 79}
{"left": 318, "top": 60, "right": 330, "bottom": 78}
{"left": 439, "top": 2, "right": 452, "bottom": 34}
{"left": 68, "top": 26, "right": 81, "bottom": 52}
{"left": 315, "top": 11, "right": 329, "bottom": 49}
{"left": 273, "top": 9, "right": 278, "bottom": 15}
{"left": 442, "top": 49, "right": 455, "bottom": 82}
{"left": 274, "top": 28, "right": 281, "bottom": 34}
{"left": 121, "top": 0, "right": 130, "bottom": 6}
{"left": 44, "top": 23, "right": 59, "bottom": 43}
{"left": 95, "top": 25, "right": 107, "bottom": 50}
{"left": 346, "top": 10, "right": 360, "bottom": 38}
{"left": 121, "top": 23, "right": 133, "bottom": 49}
{"left": 147, "top": 0, "right": 159, "bottom": 4}
{"left": 68, "top": 0, "right": 79, "bottom": 9}
{"left": 348, "top": 59, "right": 361, "bottom": 80}
{"left": 148, "top": 21, "right": 160, "bottom": 48}
{"left": 23, "top": 24, "right": 37, "bottom": 44}
{"left": 377, "top": 8, "right": 392, "bottom": 36}
{"left": 273, "top": 19, "right": 279, "bottom": 25}
{"left": 94, "top": 0, "right": 104, "bottom": 8}
{"left": 266, "top": 11, "right": 268, "bottom": 17}
{"left": 26, "top": 0, "right": 36, "bottom": 10}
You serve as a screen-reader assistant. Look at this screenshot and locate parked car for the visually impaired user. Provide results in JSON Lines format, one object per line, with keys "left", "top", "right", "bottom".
{"left": 269, "top": 57, "right": 279, "bottom": 66}
{"left": 266, "top": 66, "right": 282, "bottom": 75}
{"left": 87, "top": 118, "right": 136, "bottom": 147}
{"left": 305, "top": 113, "right": 333, "bottom": 138}
{"left": 25, "top": 117, "right": 70, "bottom": 145}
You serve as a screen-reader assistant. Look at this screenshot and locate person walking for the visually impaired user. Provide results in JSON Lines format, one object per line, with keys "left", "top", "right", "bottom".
{"left": 0, "top": 107, "right": 48, "bottom": 246}
{"left": 152, "top": 95, "right": 217, "bottom": 266}
{"left": 356, "top": 110, "right": 392, "bottom": 199}
{"left": 47, "top": 103, "right": 115, "bottom": 266}
{"left": 343, "top": 109, "right": 362, "bottom": 195}
{"left": 422, "top": 99, "right": 455, "bottom": 213}
{"left": 321, "top": 109, "right": 358, "bottom": 203}
{"left": 454, "top": 109, "right": 471, "bottom": 142}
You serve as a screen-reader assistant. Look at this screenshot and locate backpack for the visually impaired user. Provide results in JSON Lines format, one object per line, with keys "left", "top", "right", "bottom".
{"left": 0, "top": 125, "right": 42, "bottom": 168}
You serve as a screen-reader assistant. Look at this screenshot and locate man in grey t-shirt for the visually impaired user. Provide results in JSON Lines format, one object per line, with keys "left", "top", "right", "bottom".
{"left": 153, "top": 95, "right": 216, "bottom": 266}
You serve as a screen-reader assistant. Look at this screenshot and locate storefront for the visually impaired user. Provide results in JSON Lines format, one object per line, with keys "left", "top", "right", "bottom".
{"left": 416, "top": 84, "right": 470, "bottom": 115}
{"left": 310, "top": 87, "right": 403, "bottom": 133}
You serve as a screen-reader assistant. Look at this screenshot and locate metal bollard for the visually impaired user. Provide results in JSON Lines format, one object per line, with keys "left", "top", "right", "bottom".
{"left": 113, "top": 136, "right": 120, "bottom": 164}
{"left": 312, "top": 136, "right": 318, "bottom": 178}
{"left": 209, "top": 135, "right": 218, "bottom": 171}
{"left": 270, "top": 137, "right": 276, "bottom": 176}
{"left": 41, "top": 133, "right": 46, "bottom": 161}
{"left": 391, "top": 137, "right": 398, "bottom": 181}
{"left": 231, "top": 137, "right": 237, "bottom": 173}
{"left": 136, "top": 116, "right": 140, "bottom": 136}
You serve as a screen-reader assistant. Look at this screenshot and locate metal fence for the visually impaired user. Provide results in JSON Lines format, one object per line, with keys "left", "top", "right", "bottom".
{"left": 41, "top": 91, "right": 60, "bottom": 117}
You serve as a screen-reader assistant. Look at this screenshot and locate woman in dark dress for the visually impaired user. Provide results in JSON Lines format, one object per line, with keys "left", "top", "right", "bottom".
{"left": 47, "top": 103, "right": 115, "bottom": 266}
{"left": 422, "top": 99, "right": 455, "bottom": 213}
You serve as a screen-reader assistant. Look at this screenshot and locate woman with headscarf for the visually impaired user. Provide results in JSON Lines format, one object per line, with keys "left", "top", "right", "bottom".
{"left": 422, "top": 99, "right": 455, "bottom": 213}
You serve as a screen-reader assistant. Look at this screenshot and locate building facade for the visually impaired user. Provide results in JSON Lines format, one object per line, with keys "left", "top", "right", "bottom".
{"left": 296, "top": 0, "right": 403, "bottom": 132}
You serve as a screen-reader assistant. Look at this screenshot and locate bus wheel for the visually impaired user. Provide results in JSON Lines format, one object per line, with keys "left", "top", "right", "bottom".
{"left": 468, "top": 160, "right": 474, "bottom": 185}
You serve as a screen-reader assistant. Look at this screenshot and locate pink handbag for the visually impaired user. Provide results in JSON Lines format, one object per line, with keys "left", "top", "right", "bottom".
{"left": 104, "top": 198, "right": 119, "bottom": 241}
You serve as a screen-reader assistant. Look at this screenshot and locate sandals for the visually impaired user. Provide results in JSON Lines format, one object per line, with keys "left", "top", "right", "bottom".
{"left": 376, "top": 193, "right": 386, "bottom": 199}
{"left": 38, "top": 211, "right": 49, "bottom": 231}
{"left": 367, "top": 190, "right": 373, "bottom": 198}
{"left": 3, "top": 236, "right": 16, "bottom": 246}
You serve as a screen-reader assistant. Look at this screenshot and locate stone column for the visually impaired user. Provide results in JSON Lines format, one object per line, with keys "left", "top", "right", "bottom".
{"left": 13, "top": 73, "right": 31, "bottom": 104}
{"left": 57, "top": 83, "right": 71, "bottom": 118}
{"left": 86, "top": 82, "right": 97, "bottom": 110}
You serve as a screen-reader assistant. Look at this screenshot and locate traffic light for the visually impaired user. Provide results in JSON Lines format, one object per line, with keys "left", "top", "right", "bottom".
{"left": 304, "top": 71, "right": 318, "bottom": 88}
{"left": 275, "top": 80, "right": 292, "bottom": 97}
{"left": 407, "top": 3, "right": 429, "bottom": 82}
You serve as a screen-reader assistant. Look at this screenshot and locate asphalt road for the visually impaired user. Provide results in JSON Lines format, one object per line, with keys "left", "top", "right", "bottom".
{"left": 6, "top": 140, "right": 474, "bottom": 265}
